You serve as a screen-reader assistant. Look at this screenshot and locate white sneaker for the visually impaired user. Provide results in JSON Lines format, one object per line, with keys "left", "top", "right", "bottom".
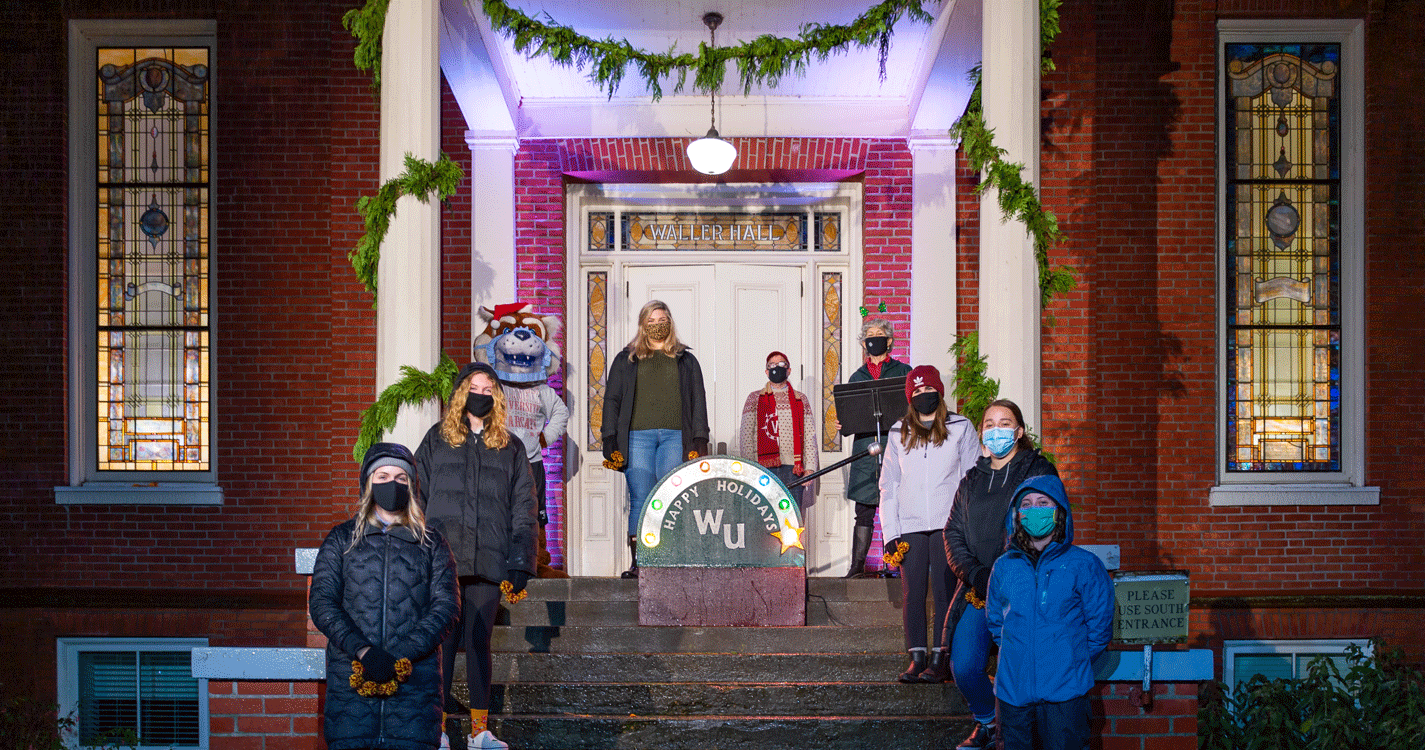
{"left": 467, "top": 730, "right": 509, "bottom": 750}
{"left": 439, "top": 733, "right": 451, "bottom": 749}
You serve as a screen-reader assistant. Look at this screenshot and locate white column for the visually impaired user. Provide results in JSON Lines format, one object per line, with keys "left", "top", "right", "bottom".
{"left": 908, "top": 136, "right": 959, "bottom": 380}
{"left": 978, "top": 0, "right": 1042, "bottom": 430}
{"left": 465, "top": 133, "right": 519, "bottom": 353}
{"left": 376, "top": 0, "right": 441, "bottom": 450}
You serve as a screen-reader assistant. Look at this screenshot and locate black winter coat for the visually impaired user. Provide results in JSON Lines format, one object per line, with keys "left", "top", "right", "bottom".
{"left": 942, "top": 448, "right": 1059, "bottom": 635}
{"left": 600, "top": 346, "right": 710, "bottom": 468}
{"left": 846, "top": 357, "right": 913, "bottom": 506}
{"left": 310, "top": 520, "right": 458, "bottom": 750}
{"left": 414, "top": 424, "right": 537, "bottom": 582}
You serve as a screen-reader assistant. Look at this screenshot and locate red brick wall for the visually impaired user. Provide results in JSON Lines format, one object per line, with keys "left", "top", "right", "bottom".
{"left": 208, "top": 681, "right": 323, "bottom": 750}
{"left": 1092, "top": 682, "right": 1199, "bottom": 750}
{"left": 1, "top": 606, "right": 307, "bottom": 700}
{"left": 0, "top": 0, "right": 383, "bottom": 687}
{"left": 1032, "top": 0, "right": 1425, "bottom": 604}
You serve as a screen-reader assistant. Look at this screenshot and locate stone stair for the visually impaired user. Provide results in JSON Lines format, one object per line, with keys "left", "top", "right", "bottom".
{"left": 450, "top": 577, "right": 974, "bottom": 749}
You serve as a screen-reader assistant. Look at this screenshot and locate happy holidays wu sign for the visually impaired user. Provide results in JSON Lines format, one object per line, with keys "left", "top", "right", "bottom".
{"left": 635, "top": 457, "right": 806, "bottom": 569}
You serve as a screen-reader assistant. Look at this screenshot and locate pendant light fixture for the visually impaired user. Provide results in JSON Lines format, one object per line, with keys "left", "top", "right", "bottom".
{"left": 685, "top": 12, "right": 737, "bottom": 175}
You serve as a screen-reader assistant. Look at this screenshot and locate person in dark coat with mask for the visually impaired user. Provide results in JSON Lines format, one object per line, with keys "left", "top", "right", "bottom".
{"left": 310, "top": 442, "right": 459, "bottom": 750}
{"left": 415, "top": 362, "right": 536, "bottom": 750}
{"left": 842, "top": 315, "right": 912, "bottom": 577}
{"left": 938, "top": 399, "right": 1058, "bottom": 748}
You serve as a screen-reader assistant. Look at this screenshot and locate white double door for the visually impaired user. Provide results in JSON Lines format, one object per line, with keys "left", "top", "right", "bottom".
{"left": 571, "top": 262, "right": 849, "bottom": 576}
{"left": 628, "top": 264, "right": 803, "bottom": 456}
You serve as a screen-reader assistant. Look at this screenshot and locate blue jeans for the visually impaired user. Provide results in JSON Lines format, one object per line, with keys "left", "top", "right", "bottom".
{"left": 952, "top": 600, "right": 997, "bottom": 725}
{"left": 625, "top": 429, "right": 684, "bottom": 537}
{"left": 997, "top": 694, "right": 1091, "bottom": 750}
{"left": 769, "top": 464, "right": 807, "bottom": 509}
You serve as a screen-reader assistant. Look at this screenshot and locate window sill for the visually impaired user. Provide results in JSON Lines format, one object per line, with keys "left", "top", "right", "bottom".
{"left": 54, "top": 482, "right": 224, "bottom": 505}
{"left": 1209, "top": 484, "right": 1378, "bottom": 506}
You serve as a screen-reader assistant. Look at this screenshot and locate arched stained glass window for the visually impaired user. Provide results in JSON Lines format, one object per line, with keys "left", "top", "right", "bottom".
{"left": 1223, "top": 43, "right": 1340, "bottom": 472}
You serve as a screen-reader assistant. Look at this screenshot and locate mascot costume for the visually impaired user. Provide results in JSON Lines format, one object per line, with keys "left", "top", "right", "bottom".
{"left": 474, "top": 303, "right": 570, "bottom": 579}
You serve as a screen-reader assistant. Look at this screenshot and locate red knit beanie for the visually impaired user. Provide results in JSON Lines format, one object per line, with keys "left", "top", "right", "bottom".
{"left": 905, "top": 364, "right": 945, "bottom": 402}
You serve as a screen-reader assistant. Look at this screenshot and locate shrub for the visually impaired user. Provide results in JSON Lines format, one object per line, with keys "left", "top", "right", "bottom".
{"left": 1198, "top": 640, "right": 1425, "bottom": 750}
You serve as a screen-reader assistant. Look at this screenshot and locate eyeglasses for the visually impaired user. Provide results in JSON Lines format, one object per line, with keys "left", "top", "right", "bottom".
{"left": 766, "top": 362, "right": 789, "bottom": 369}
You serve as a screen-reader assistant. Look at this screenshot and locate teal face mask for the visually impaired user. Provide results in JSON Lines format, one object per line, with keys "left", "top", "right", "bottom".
{"left": 1019, "top": 506, "right": 1057, "bottom": 538}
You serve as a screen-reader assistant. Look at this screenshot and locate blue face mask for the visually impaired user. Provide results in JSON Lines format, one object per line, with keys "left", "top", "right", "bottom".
{"left": 983, "top": 427, "right": 1017, "bottom": 457}
{"left": 1019, "top": 506, "right": 1057, "bottom": 538}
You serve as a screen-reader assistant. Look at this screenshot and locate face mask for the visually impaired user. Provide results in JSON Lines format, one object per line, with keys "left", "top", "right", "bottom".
{"left": 911, "top": 391, "right": 940, "bottom": 415}
{"left": 983, "top": 427, "right": 1018, "bottom": 457}
{"left": 1019, "top": 506, "right": 1057, "bottom": 538}
{"left": 645, "top": 320, "right": 671, "bottom": 341}
{"left": 371, "top": 481, "right": 410, "bottom": 513}
{"left": 465, "top": 393, "right": 494, "bottom": 418}
{"left": 864, "top": 336, "right": 889, "bottom": 357}
{"left": 767, "top": 365, "right": 789, "bottom": 384}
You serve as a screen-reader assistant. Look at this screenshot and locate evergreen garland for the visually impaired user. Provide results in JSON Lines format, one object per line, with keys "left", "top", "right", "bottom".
{"left": 349, "top": 153, "right": 466, "bottom": 306}
{"left": 353, "top": 353, "right": 459, "bottom": 462}
{"left": 341, "top": 0, "right": 1079, "bottom": 456}
{"left": 949, "top": 332, "right": 999, "bottom": 428}
{"left": 481, "top": 0, "right": 935, "bottom": 98}
{"left": 342, "top": 0, "right": 391, "bottom": 90}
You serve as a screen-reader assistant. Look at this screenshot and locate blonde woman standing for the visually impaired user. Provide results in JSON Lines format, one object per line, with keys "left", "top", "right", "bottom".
{"left": 600, "top": 300, "right": 710, "bottom": 578}
{"left": 310, "top": 443, "right": 458, "bottom": 750}
{"left": 415, "top": 362, "right": 536, "bottom": 750}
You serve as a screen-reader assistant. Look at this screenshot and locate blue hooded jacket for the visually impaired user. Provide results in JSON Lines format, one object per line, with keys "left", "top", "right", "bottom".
{"left": 985, "top": 474, "right": 1115, "bottom": 707}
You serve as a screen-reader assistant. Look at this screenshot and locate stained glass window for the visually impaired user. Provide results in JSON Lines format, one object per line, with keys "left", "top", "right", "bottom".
{"left": 821, "top": 272, "right": 843, "bottom": 452}
{"left": 1224, "top": 43, "right": 1340, "bottom": 472}
{"left": 587, "top": 271, "right": 608, "bottom": 449}
{"left": 96, "top": 47, "right": 211, "bottom": 471}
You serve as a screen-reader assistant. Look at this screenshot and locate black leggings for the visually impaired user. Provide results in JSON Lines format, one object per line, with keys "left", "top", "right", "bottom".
{"left": 898, "top": 529, "right": 951, "bottom": 650}
{"left": 442, "top": 579, "right": 501, "bottom": 711}
{"left": 854, "top": 501, "right": 878, "bottom": 527}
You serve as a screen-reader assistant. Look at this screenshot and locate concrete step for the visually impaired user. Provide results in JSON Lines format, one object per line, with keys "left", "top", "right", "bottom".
{"left": 521, "top": 576, "right": 908, "bottom": 602}
{"left": 487, "top": 651, "right": 919, "bottom": 683}
{"left": 492, "top": 624, "right": 905, "bottom": 654}
{"left": 486, "top": 715, "right": 978, "bottom": 750}
{"left": 500, "top": 596, "right": 909, "bottom": 627}
{"left": 484, "top": 681, "right": 969, "bottom": 717}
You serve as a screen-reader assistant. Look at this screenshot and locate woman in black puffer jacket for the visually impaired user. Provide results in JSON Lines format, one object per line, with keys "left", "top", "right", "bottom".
{"left": 415, "top": 362, "right": 536, "bottom": 750}
{"left": 310, "top": 442, "right": 459, "bottom": 750}
{"left": 934, "top": 399, "right": 1058, "bottom": 750}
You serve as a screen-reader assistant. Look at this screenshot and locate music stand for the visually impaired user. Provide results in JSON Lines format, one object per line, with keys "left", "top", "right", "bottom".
{"left": 832, "top": 376, "right": 907, "bottom": 456}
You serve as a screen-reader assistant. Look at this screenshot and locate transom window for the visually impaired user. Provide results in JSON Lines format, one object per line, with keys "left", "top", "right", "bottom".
{"left": 588, "top": 210, "right": 842, "bottom": 252}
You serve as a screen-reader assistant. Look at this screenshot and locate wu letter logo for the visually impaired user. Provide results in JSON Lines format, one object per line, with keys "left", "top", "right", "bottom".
{"left": 692, "top": 508, "right": 745, "bottom": 549}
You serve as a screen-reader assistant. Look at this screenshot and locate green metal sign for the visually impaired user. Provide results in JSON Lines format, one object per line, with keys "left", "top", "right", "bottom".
{"left": 1111, "top": 571, "right": 1190, "bottom": 645}
{"left": 636, "top": 456, "right": 805, "bottom": 568}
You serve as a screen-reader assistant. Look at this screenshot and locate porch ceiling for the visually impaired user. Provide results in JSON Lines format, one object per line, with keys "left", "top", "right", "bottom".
{"left": 439, "top": 0, "right": 982, "bottom": 140}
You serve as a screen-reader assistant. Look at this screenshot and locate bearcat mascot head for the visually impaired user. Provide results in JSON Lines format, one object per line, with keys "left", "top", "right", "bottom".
{"left": 473, "top": 303, "right": 562, "bottom": 386}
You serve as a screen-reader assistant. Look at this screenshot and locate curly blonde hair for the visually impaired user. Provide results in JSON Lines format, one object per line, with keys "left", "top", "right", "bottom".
{"left": 439, "top": 370, "right": 511, "bottom": 450}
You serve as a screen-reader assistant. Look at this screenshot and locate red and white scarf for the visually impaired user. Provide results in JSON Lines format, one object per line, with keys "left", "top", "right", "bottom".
{"left": 756, "top": 384, "right": 805, "bottom": 474}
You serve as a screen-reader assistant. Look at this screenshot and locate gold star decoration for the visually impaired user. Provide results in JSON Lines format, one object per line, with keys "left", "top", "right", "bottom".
{"left": 770, "top": 522, "right": 805, "bottom": 554}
